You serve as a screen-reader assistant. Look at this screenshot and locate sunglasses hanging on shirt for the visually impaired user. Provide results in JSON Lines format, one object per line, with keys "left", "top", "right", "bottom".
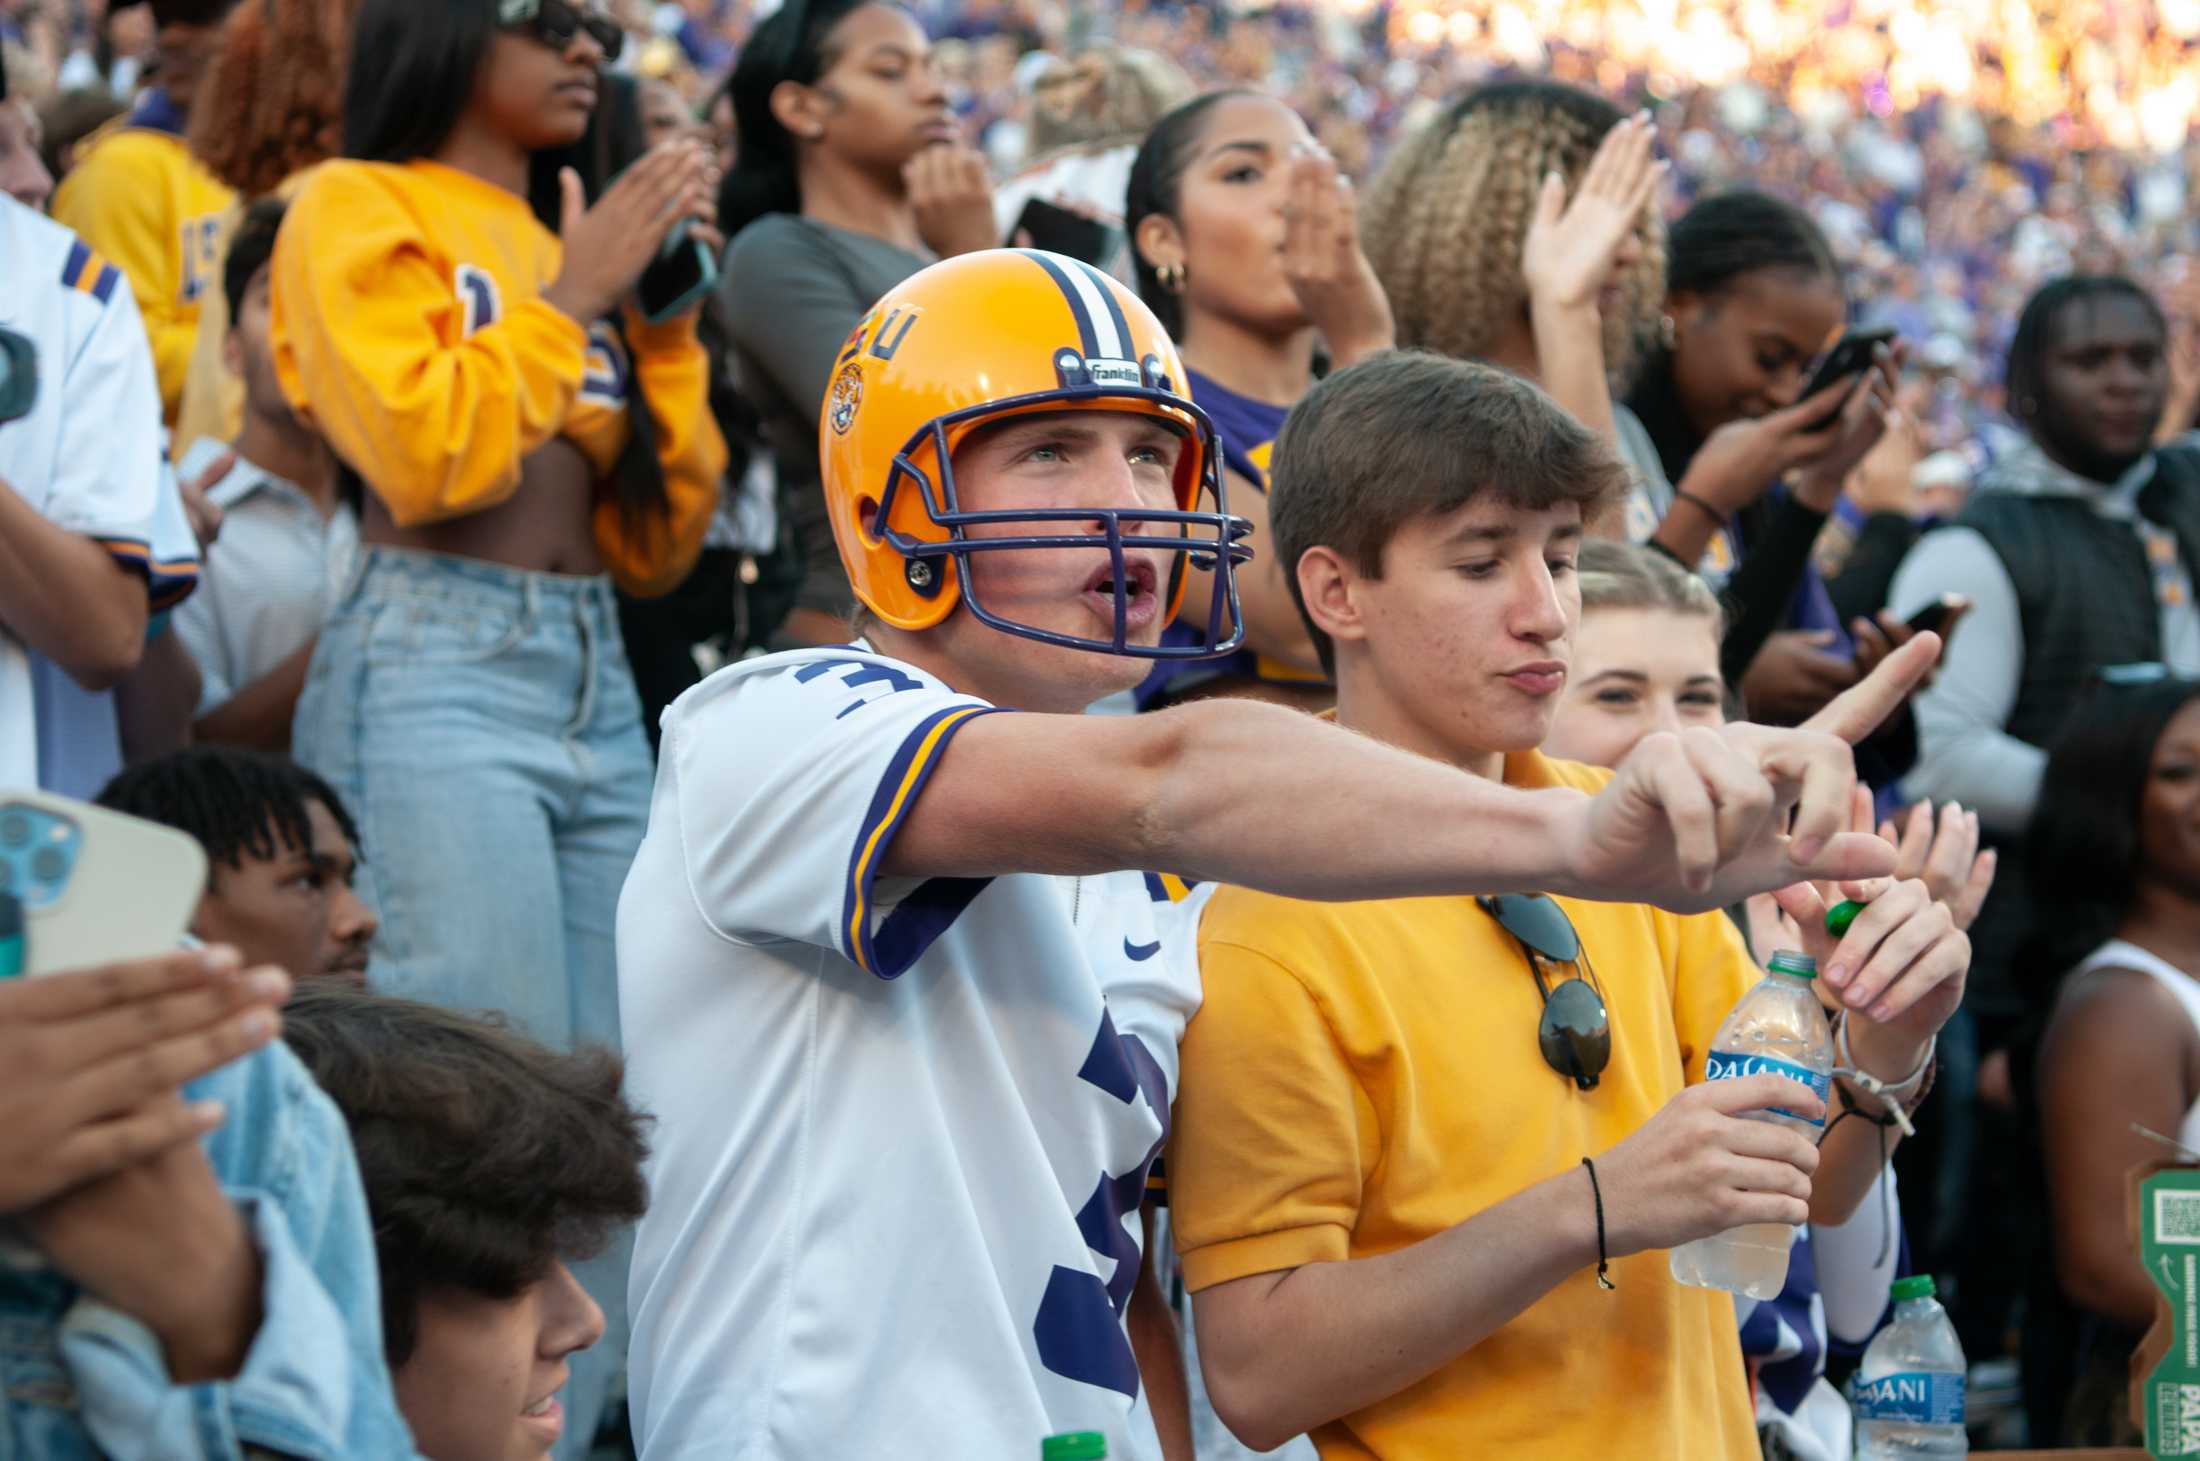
{"left": 1479, "top": 893, "right": 1612, "bottom": 1091}
{"left": 498, "top": 0, "right": 625, "bottom": 61}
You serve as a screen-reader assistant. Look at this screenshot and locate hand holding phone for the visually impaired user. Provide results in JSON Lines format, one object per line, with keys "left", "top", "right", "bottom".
{"left": 1798, "top": 327, "right": 1898, "bottom": 424}
{"left": 1, "top": 791, "right": 207, "bottom": 976}
{"left": 0, "top": 945, "right": 287, "bottom": 1214}
{"left": 1903, "top": 593, "right": 1972, "bottom": 642}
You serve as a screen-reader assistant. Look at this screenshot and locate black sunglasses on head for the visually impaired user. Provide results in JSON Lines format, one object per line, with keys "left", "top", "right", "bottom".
{"left": 1479, "top": 894, "right": 1611, "bottom": 1091}
{"left": 500, "top": 0, "right": 624, "bottom": 61}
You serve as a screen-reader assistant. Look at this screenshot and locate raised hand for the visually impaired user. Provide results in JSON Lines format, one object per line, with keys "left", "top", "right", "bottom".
{"left": 1770, "top": 873, "right": 1966, "bottom": 1062}
{"left": 1280, "top": 146, "right": 1394, "bottom": 370}
{"left": 1880, "top": 800, "right": 1997, "bottom": 931}
{"left": 1676, "top": 375, "right": 1856, "bottom": 522}
{"left": 0, "top": 946, "right": 290, "bottom": 1215}
{"left": 1519, "top": 112, "right": 1663, "bottom": 315}
{"left": 905, "top": 142, "right": 999, "bottom": 260}
{"left": 1559, "top": 633, "right": 1942, "bottom": 912}
{"left": 1792, "top": 342, "right": 1904, "bottom": 510}
{"left": 545, "top": 137, "right": 716, "bottom": 326}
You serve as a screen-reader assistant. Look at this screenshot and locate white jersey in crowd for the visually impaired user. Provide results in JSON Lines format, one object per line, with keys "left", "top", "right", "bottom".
{"left": 618, "top": 643, "right": 1205, "bottom": 1461}
{"left": 0, "top": 196, "right": 198, "bottom": 795}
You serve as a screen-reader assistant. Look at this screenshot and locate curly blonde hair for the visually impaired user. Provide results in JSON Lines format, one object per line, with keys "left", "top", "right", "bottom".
{"left": 1360, "top": 80, "right": 1666, "bottom": 384}
{"left": 187, "top": 0, "right": 358, "bottom": 197}
{"left": 1024, "top": 46, "right": 1194, "bottom": 162}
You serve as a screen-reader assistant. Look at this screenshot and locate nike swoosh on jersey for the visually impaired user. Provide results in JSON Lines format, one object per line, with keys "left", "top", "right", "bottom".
{"left": 1123, "top": 938, "right": 1162, "bottom": 962}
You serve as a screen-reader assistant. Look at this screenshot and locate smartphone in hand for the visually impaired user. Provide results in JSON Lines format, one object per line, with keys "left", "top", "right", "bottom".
{"left": 1903, "top": 593, "right": 1972, "bottom": 642}
{"left": 1799, "top": 326, "right": 1898, "bottom": 424}
{"left": 0, "top": 792, "right": 205, "bottom": 977}
{"left": 638, "top": 228, "right": 718, "bottom": 325}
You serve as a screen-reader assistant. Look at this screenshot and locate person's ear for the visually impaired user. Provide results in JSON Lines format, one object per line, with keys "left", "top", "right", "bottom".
{"left": 1296, "top": 544, "right": 1367, "bottom": 657}
{"left": 769, "top": 79, "right": 830, "bottom": 143}
{"left": 1665, "top": 288, "right": 1706, "bottom": 343}
{"left": 1133, "top": 210, "right": 1185, "bottom": 280}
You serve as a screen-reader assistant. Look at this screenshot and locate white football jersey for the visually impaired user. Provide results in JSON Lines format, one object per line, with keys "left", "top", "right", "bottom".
{"left": 618, "top": 644, "right": 1205, "bottom": 1461}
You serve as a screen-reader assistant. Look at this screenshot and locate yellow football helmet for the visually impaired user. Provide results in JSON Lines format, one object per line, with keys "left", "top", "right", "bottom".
{"left": 818, "top": 248, "right": 1251, "bottom": 657}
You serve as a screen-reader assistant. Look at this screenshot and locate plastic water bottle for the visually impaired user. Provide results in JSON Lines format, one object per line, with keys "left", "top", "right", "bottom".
{"left": 1668, "top": 950, "right": 1833, "bottom": 1300}
{"left": 1855, "top": 1275, "right": 1968, "bottom": 1458}
{"left": 1042, "top": 1434, "right": 1106, "bottom": 1460}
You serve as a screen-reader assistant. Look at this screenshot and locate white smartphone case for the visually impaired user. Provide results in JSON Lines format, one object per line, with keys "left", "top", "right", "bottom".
{"left": 0, "top": 789, "right": 207, "bottom": 976}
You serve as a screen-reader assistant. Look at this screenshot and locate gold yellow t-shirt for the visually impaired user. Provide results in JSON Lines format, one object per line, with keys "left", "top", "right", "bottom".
{"left": 51, "top": 102, "right": 236, "bottom": 426}
{"left": 1171, "top": 749, "right": 1763, "bottom": 1461}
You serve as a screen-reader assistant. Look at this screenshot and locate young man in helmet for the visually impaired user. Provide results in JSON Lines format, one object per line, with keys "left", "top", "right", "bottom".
{"left": 615, "top": 251, "right": 1932, "bottom": 1461}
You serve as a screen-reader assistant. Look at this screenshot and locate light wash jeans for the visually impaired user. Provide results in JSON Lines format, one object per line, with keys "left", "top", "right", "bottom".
{"left": 295, "top": 547, "right": 651, "bottom": 1458}
{"left": 0, "top": 1042, "right": 422, "bottom": 1460}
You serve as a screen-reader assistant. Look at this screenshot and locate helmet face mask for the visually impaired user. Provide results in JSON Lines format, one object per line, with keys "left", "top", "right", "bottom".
{"left": 822, "top": 250, "right": 1254, "bottom": 661}
{"left": 874, "top": 379, "right": 1252, "bottom": 658}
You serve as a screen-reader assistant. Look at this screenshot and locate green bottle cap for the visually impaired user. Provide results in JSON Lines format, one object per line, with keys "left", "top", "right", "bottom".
{"left": 1891, "top": 1274, "right": 1936, "bottom": 1302}
{"left": 1043, "top": 1434, "right": 1108, "bottom": 1461}
{"left": 1767, "top": 950, "right": 1818, "bottom": 980}
{"left": 1825, "top": 900, "right": 1866, "bottom": 937}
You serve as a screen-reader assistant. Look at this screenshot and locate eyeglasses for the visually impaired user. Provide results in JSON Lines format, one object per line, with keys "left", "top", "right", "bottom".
{"left": 498, "top": 0, "right": 624, "bottom": 61}
{"left": 1479, "top": 894, "right": 1611, "bottom": 1091}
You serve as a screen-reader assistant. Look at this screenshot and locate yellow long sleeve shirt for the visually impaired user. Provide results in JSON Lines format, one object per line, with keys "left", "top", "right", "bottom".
{"left": 269, "top": 158, "right": 724, "bottom": 596}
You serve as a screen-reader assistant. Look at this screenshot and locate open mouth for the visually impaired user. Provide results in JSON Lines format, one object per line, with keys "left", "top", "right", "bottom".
{"left": 1083, "top": 557, "right": 1161, "bottom": 631}
{"left": 518, "top": 1389, "right": 564, "bottom": 1448}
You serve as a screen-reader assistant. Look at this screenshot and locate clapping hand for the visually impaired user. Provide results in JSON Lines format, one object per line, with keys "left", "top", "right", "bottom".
{"left": 1519, "top": 112, "right": 1664, "bottom": 315}
{"left": 1280, "top": 146, "right": 1394, "bottom": 370}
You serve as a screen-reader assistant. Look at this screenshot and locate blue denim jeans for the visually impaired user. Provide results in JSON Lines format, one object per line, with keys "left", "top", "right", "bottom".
{"left": 0, "top": 1043, "right": 421, "bottom": 1460}
{"left": 294, "top": 548, "right": 648, "bottom": 1457}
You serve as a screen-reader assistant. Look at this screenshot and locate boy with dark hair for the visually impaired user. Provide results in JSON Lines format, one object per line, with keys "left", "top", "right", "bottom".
{"left": 171, "top": 196, "right": 355, "bottom": 751}
{"left": 278, "top": 981, "right": 649, "bottom": 1460}
{"left": 98, "top": 746, "right": 376, "bottom": 984}
{"left": 1168, "top": 352, "right": 1968, "bottom": 1459}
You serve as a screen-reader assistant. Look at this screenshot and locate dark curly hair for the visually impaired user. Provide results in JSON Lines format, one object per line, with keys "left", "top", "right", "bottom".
{"left": 97, "top": 747, "right": 361, "bottom": 886}
{"left": 278, "top": 983, "right": 650, "bottom": 1365}
{"left": 187, "top": 0, "right": 357, "bottom": 196}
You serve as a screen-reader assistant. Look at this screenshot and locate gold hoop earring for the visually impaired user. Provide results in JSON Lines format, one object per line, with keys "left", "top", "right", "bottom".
{"left": 1158, "top": 262, "right": 1186, "bottom": 295}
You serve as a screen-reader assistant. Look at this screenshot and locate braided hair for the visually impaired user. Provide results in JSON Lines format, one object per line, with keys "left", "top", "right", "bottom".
{"left": 97, "top": 748, "right": 364, "bottom": 877}
{"left": 1359, "top": 80, "right": 1664, "bottom": 381}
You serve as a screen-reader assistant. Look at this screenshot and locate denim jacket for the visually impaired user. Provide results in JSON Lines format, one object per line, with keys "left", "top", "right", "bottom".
{"left": 0, "top": 1041, "right": 423, "bottom": 1459}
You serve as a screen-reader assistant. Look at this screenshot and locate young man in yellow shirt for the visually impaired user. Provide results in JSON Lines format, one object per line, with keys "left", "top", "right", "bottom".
{"left": 1167, "top": 352, "right": 1968, "bottom": 1461}
{"left": 50, "top": 0, "right": 239, "bottom": 426}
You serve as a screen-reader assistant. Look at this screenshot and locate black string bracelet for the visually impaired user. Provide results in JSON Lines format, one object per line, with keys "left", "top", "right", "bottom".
{"left": 1581, "top": 1157, "right": 1616, "bottom": 1290}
